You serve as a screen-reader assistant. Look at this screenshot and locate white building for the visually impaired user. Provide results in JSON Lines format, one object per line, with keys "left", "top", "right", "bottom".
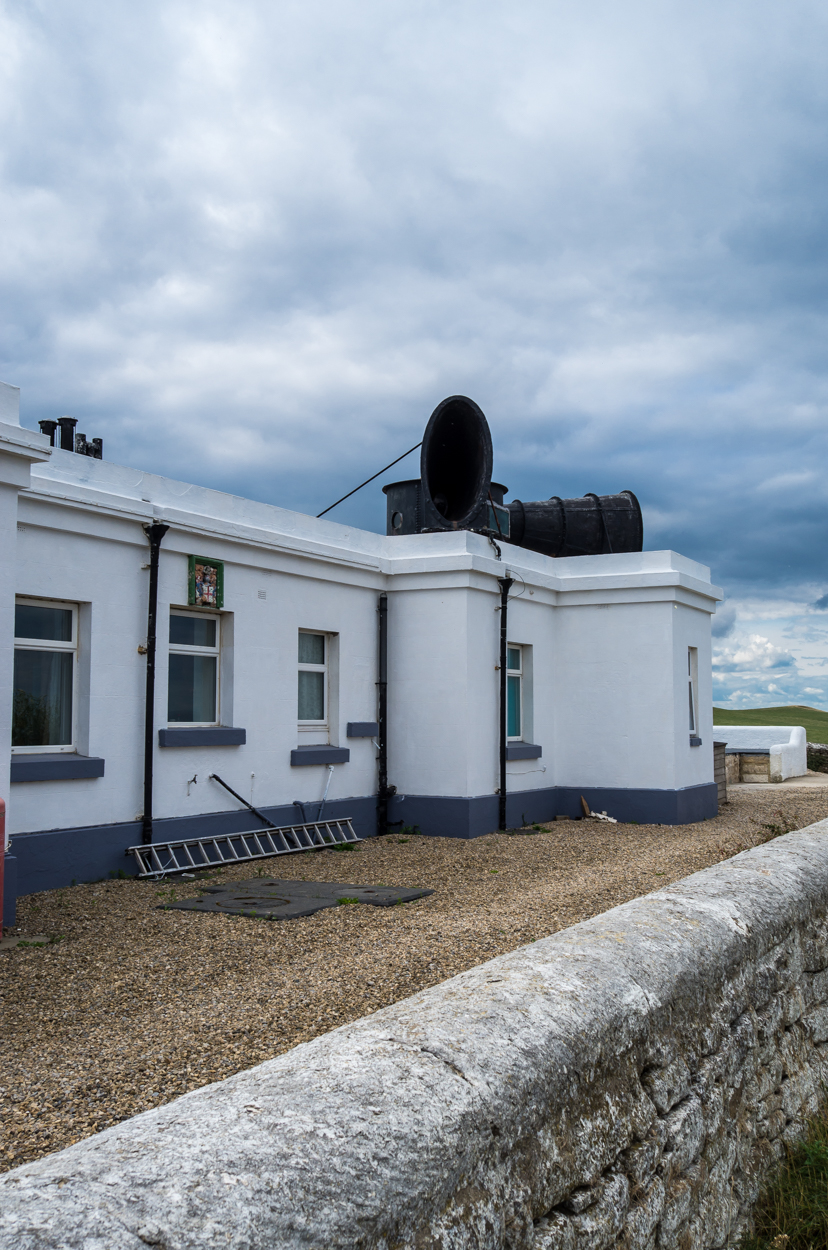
{"left": 1, "top": 382, "right": 721, "bottom": 907}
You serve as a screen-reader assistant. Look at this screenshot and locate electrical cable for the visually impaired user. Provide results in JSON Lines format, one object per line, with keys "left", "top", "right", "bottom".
{"left": 316, "top": 441, "right": 422, "bottom": 518}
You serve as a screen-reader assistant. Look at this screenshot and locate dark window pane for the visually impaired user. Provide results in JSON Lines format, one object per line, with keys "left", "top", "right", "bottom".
{"left": 15, "top": 604, "right": 72, "bottom": 641}
{"left": 12, "top": 649, "right": 73, "bottom": 745}
{"left": 507, "top": 674, "right": 521, "bottom": 739}
{"left": 169, "top": 614, "right": 216, "bottom": 647}
{"left": 298, "top": 633, "right": 324, "bottom": 664}
{"left": 298, "top": 670, "right": 325, "bottom": 720}
{"left": 168, "top": 654, "right": 217, "bottom": 722}
{"left": 507, "top": 647, "right": 521, "bottom": 672}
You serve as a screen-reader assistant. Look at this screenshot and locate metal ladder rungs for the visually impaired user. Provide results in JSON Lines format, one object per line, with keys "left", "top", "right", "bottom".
{"left": 127, "top": 816, "right": 360, "bottom": 878}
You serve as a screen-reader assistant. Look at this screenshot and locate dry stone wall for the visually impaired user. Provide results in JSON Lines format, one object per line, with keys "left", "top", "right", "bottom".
{"left": 5, "top": 824, "right": 828, "bottom": 1249}
{"left": 807, "top": 743, "right": 828, "bottom": 773}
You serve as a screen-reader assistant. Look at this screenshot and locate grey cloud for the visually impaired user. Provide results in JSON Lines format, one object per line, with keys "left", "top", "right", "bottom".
{"left": 2, "top": 0, "right": 828, "bottom": 611}
{"left": 712, "top": 603, "right": 737, "bottom": 638}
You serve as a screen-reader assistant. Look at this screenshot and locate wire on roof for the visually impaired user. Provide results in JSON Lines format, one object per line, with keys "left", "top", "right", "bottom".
{"left": 316, "top": 441, "right": 422, "bottom": 518}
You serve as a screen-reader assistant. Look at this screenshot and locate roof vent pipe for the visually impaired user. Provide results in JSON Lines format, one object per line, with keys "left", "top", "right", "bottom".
{"left": 383, "top": 396, "right": 644, "bottom": 557}
{"left": 508, "top": 491, "right": 642, "bottom": 558}
{"left": 42, "top": 417, "right": 103, "bottom": 458}
{"left": 420, "top": 395, "right": 493, "bottom": 531}
{"left": 74, "top": 433, "right": 104, "bottom": 460}
{"left": 57, "top": 416, "right": 77, "bottom": 450}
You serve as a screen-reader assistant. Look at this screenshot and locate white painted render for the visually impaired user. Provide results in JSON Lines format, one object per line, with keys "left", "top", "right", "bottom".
{"left": 1, "top": 418, "right": 722, "bottom": 840}
{"left": 0, "top": 415, "right": 52, "bottom": 839}
{"left": 716, "top": 725, "right": 807, "bottom": 782}
{"left": 0, "top": 382, "right": 21, "bottom": 427}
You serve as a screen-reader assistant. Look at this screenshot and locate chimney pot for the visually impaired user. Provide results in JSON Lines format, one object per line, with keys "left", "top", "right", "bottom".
{"left": 57, "top": 416, "right": 77, "bottom": 451}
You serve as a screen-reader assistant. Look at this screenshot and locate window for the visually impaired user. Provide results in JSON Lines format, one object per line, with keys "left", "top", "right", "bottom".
{"left": 688, "top": 647, "right": 699, "bottom": 736}
{"left": 298, "top": 632, "right": 327, "bottom": 724}
{"left": 507, "top": 645, "right": 523, "bottom": 740}
{"left": 168, "top": 610, "right": 220, "bottom": 724}
{"left": 12, "top": 599, "right": 77, "bottom": 752}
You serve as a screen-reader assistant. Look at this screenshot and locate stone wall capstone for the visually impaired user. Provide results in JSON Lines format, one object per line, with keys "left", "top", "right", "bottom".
{"left": 4, "top": 823, "right": 828, "bottom": 1249}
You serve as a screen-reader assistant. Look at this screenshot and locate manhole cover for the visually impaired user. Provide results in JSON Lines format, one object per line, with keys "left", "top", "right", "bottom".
{"left": 165, "top": 879, "right": 434, "bottom": 920}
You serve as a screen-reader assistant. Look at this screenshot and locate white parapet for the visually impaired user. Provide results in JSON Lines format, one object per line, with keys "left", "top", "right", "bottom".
{"left": 0, "top": 380, "right": 20, "bottom": 425}
{"left": 4, "top": 823, "right": 828, "bottom": 1248}
{"left": 716, "top": 724, "right": 807, "bottom": 782}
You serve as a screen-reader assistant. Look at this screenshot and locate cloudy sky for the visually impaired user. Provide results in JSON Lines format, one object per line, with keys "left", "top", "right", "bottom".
{"left": 3, "top": 0, "right": 828, "bottom": 708}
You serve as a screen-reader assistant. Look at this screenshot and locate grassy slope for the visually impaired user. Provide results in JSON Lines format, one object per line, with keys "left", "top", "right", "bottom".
{"left": 713, "top": 704, "right": 828, "bottom": 745}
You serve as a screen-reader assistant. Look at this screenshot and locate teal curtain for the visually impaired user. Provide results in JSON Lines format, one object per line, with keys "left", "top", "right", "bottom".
{"left": 507, "top": 674, "right": 521, "bottom": 738}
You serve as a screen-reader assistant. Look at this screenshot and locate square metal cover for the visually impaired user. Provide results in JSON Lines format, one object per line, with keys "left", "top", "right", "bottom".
{"left": 167, "top": 878, "right": 434, "bottom": 920}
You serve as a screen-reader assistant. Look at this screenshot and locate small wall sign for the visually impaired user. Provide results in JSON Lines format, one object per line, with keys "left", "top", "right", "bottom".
{"left": 188, "top": 556, "right": 224, "bottom": 608}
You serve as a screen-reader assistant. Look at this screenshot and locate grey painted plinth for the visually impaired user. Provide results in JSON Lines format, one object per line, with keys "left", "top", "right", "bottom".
{"left": 10, "top": 754, "right": 105, "bottom": 782}
{"left": 5, "top": 823, "right": 828, "bottom": 1248}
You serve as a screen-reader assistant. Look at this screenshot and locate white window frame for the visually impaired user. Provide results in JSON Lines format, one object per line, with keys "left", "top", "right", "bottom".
{"left": 298, "top": 630, "right": 328, "bottom": 729}
{"left": 506, "top": 643, "right": 523, "bottom": 742}
{"left": 688, "top": 646, "right": 699, "bottom": 737}
{"left": 12, "top": 597, "right": 78, "bottom": 754}
{"left": 168, "top": 608, "right": 221, "bottom": 726}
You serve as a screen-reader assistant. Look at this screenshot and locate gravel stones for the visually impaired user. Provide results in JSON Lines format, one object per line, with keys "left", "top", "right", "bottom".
{"left": 3, "top": 789, "right": 828, "bottom": 1177}
{"left": 5, "top": 810, "right": 828, "bottom": 1247}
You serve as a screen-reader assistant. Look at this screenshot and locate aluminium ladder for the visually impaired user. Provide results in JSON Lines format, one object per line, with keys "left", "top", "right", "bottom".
{"left": 127, "top": 816, "right": 360, "bottom": 878}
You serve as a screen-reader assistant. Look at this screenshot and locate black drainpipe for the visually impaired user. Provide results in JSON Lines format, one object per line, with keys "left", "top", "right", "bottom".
{"left": 142, "top": 523, "right": 169, "bottom": 844}
{"left": 497, "top": 575, "right": 514, "bottom": 831}
{"left": 377, "top": 592, "right": 391, "bottom": 837}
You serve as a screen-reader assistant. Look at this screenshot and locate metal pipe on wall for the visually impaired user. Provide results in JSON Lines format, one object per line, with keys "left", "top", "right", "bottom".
{"left": 142, "top": 523, "right": 169, "bottom": 845}
{"left": 209, "top": 772, "right": 274, "bottom": 829}
{"left": 377, "top": 593, "right": 389, "bottom": 838}
{"left": 497, "top": 575, "right": 514, "bottom": 831}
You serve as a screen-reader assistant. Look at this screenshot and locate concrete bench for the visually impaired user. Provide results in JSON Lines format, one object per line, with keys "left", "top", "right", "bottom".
{"left": 715, "top": 724, "right": 806, "bottom": 783}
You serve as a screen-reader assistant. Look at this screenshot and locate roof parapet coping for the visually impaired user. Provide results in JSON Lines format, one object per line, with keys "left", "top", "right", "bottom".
{"left": 27, "top": 451, "right": 718, "bottom": 595}
{"left": 0, "top": 380, "right": 20, "bottom": 425}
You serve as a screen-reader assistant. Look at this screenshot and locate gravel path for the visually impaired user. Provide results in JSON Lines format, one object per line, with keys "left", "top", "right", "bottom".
{"left": 4, "top": 788, "right": 828, "bottom": 1172}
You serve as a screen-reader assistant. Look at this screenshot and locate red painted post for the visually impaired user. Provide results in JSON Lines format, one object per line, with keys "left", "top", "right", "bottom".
{"left": 0, "top": 796, "right": 5, "bottom": 930}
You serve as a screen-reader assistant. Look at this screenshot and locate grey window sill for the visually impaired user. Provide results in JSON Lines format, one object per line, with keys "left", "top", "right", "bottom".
{"left": 159, "top": 728, "right": 247, "bottom": 747}
{"left": 506, "top": 743, "right": 542, "bottom": 761}
{"left": 291, "top": 745, "right": 350, "bottom": 766}
{"left": 11, "top": 754, "right": 105, "bottom": 782}
{"left": 689, "top": 737, "right": 703, "bottom": 747}
{"left": 347, "top": 722, "right": 379, "bottom": 738}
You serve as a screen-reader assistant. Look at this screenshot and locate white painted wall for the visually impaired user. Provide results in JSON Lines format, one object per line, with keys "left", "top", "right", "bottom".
{"left": 0, "top": 413, "right": 51, "bottom": 834}
{"left": 0, "top": 479, "right": 21, "bottom": 815}
{"left": 0, "top": 382, "right": 20, "bottom": 426}
{"left": 4, "top": 446, "right": 723, "bottom": 837}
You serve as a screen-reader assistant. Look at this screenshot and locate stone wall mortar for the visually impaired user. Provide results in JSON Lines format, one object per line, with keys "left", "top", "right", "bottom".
{"left": 5, "top": 824, "right": 828, "bottom": 1249}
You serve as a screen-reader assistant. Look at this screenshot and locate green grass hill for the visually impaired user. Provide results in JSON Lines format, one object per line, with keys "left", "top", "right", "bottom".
{"left": 713, "top": 704, "right": 828, "bottom": 745}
